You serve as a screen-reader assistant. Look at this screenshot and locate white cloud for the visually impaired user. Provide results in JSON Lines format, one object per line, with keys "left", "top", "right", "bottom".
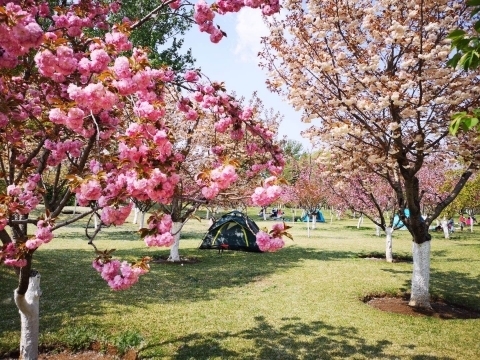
{"left": 234, "top": 9, "right": 269, "bottom": 63}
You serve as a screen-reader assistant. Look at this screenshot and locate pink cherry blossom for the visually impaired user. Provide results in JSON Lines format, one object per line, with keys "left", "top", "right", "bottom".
{"left": 101, "top": 203, "right": 133, "bottom": 226}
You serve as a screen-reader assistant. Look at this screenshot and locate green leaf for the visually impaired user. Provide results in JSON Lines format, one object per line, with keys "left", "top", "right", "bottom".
{"left": 458, "top": 51, "right": 480, "bottom": 70}
{"left": 450, "top": 114, "right": 462, "bottom": 136}
{"left": 450, "top": 112, "right": 480, "bottom": 135}
{"left": 462, "top": 116, "right": 479, "bottom": 130}
{"left": 455, "top": 38, "right": 473, "bottom": 51}
{"left": 447, "top": 29, "right": 466, "bottom": 40}
{"left": 447, "top": 53, "right": 462, "bottom": 68}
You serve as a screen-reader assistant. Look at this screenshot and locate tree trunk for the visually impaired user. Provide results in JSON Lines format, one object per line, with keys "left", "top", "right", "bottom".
{"left": 312, "top": 214, "right": 316, "bottom": 229}
{"left": 385, "top": 227, "right": 393, "bottom": 263}
{"left": 375, "top": 224, "right": 381, "bottom": 236}
{"left": 357, "top": 215, "right": 363, "bottom": 229}
{"left": 133, "top": 206, "right": 139, "bottom": 224}
{"left": 441, "top": 219, "right": 449, "bottom": 239}
{"left": 409, "top": 241, "right": 431, "bottom": 309}
{"left": 306, "top": 216, "right": 310, "bottom": 238}
{"left": 139, "top": 212, "right": 145, "bottom": 229}
{"left": 14, "top": 272, "right": 41, "bottom": 360}
{"left": 168, "top": 222, "right": 183, "bottom": 262}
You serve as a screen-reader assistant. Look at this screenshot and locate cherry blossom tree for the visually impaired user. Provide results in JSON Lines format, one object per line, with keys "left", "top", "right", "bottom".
{"left": 261, "top": 0, "right": 480, "bottom": 309}
{"left": 136, "top": 93, "right": 284, "bottom": 261}
{"left": 281, "top": 152, "right": 327, "bottom": 228}
{"left": 0, "top": 0, "right": 284, "bottom": 357}
{"left": 320, "top": 157, "right": 399, "bottom": 261}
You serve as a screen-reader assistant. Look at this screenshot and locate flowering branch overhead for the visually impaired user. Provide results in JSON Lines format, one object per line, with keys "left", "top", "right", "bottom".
{"left": 0, "top": 0, "right": 285, "bottom": 292}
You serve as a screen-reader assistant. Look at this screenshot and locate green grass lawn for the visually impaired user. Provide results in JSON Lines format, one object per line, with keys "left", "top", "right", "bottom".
{"left": 1, "top": 209, "right": 480, "bottom": 359}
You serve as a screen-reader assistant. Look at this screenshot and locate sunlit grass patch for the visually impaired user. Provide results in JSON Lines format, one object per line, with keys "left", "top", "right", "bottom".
{"left": 1, "top": 213, "right": 480, "bottom": 359}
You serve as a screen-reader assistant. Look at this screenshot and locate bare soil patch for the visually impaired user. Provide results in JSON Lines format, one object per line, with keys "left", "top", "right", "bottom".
{"left": 5, "top": 342, "right": 137, "bottom": 360}
{"left": 365, "top": 294, "right": 480, "bottom": 319}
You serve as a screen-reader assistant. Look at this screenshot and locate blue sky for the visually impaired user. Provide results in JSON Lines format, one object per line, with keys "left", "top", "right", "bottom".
{"left": 179, "top": 9, "right": 313, "bottom": 149}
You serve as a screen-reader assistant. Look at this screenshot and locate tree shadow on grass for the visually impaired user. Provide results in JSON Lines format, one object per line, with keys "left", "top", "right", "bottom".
{"left": 140, "top": 315, "right": 448, "bottom": 360}
{"left": 430, "top": 269, "right": 480, "bottom": 310}
{"left": 388, "top": 266, "right": 480, "bottom": 311}
{"left": 0, "top": 245, "right": 359, "bottom": 343}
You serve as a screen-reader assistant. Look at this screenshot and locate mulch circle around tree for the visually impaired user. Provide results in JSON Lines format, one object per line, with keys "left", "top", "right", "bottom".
{"left": 359, "top": 253, "right": 480, "bottom": 318}
{"left": 3, "top": 342, "right": 138, "bottom": 360}
{"left": 364, "top": 294, "right": 480, "bottom": 319}
{"left": 150, "top": 255, "right": 200, "bottom": 265}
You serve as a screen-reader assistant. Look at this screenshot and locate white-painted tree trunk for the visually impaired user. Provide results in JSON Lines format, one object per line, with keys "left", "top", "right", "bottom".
{"left": 14, "top": 273, "right": 42, "bottom": 360}
{"left": 263, "top": 209, "right": 267, "bottom": 221}
{"left": 138, "top": 212, "right": 145, "bottom": 229}
{"left": 375, "top": 224, "right": 381, "bottom": 237}
{"left": 307, "top": 216, "right": 310, "bottom": 238}
{"left": 409, "top": 241, "right": 431, "bottom": 309}
{"left": 385, "top": 227, "right": 393, "bottom": 263}
{"left": 311, "top": 214, "right": 317, "bottom": 229}
{"left": 441, "top": 219, "right": 449, "bottom": 239}
{"left": 133, "top": 206, "right": 139, "bottom": 224}
{"left": 206, "top": 209, "right": 210, "bottom": 220}
{"left": 292, "top": 209, "right": 295, "bottom": 224}
{"left": 357, "top": 215, "right": 363, "bottom": 229}
{"left": 470, "top": 217, "right": 474, "bottom": 232}
{"left": 168, "top": 222, "right": 183, "bottom": 262}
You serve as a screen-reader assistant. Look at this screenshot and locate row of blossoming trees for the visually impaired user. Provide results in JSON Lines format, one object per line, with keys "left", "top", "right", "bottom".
{"left": 0, "top": 0, "right": 287, "bottom": 358}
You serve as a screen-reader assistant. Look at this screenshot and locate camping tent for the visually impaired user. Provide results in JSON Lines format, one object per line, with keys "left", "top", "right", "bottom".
{"left": 302, "top": 209, "right": 326, "bottom": 223}
{"left": 393, "top": 209, "right": 427, "bottom": 230}
{"left": 393, "top": 209, "right": 409, "bottom": 230}
{"left": 199, "top": 211, "right": 262, "bottom": 252}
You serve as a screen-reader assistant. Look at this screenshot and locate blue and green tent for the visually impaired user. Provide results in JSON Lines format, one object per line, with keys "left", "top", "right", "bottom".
{"left": 199, "top": 211, "right": 262, "bottom": 252}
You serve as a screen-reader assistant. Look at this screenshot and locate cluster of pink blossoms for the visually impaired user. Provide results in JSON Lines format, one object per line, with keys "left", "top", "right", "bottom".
{"left": 194, "top": 0, "right": 224, "bottom": 43}
{"left": 35, "top": 46, "right": 80, "bottom": 83}
{"left": 44, "top": 139, "right": 84, "bottom": 168}
{"left": 0, "top": 2, "right": 43, "bottom": 68}
{"left": 144, "top": 214, "right": 175, "bottom": 247}
{"left": 5, "top": 176, "right": 41, "bottom": 216}
{"left": 197, "top": 164, "right": 238, "bottom": 199}
{"left": 25, "top": 220, "right": 53, "bottom": 250}
{"left": 193, "top": 0, "right": 280, "bottom": 43}
{"left": 101, "top": 203, "right": 134, "bottom": 226}
{"left": 1, "top": 243, "right": 27, "bottom": 268}
{"left": 251, "top": 176, "right": 283, "bottom": 207}
{"left": 256, "top": 222, "right": 286, "bottom": 252}
{"left": 92, "top": 259, "right": 148, "bottom": 290}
